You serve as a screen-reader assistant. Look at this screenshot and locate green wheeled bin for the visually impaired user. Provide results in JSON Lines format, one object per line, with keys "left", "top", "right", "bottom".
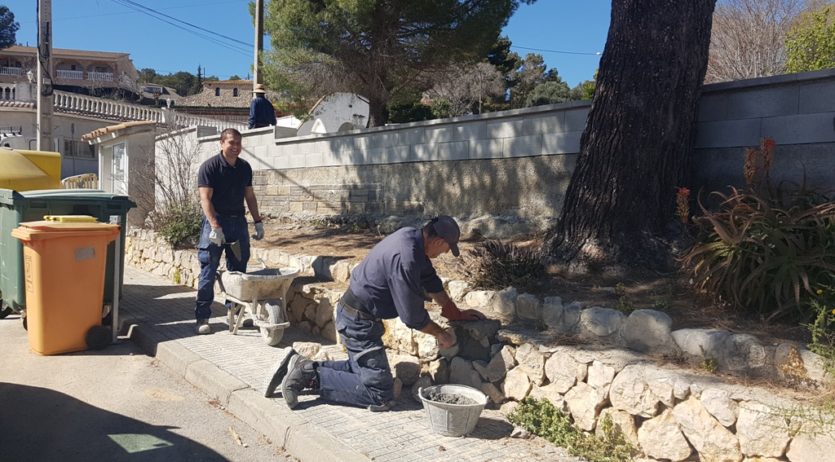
{"left": 0, "top": 189, "right": 135, "bottom": 322}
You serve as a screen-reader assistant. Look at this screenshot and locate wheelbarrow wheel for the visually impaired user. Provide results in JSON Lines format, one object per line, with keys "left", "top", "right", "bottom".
{"left": 260, "top": 301, "right": 284, "bottom": 346}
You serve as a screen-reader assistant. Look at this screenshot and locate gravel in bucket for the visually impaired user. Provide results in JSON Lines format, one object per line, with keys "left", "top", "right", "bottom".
{"left": 423, "top": 389, "right": 477, "bottom": 405}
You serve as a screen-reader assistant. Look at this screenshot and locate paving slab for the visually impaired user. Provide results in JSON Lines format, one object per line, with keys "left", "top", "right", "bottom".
{"left": 121, "top": 266, "right": 581, "bottom": 462}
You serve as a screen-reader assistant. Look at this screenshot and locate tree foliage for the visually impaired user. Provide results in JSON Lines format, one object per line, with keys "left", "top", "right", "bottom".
{"left": 424, "top": 62, "right": 505, "bottom": 116}
{"left": 262, "top": 0, "right": 536, "bottom": 127}
{"left": 137, "top": 68, "right": 218, "bottom": 96}
{"left": 0, "top": 6, "right": 19, "bottom": 49}
{"left": 706, "top": 0, "right": 814, "bottom": 83}
{"left": 786, "top": 3, "right": 835, "bottom": 72}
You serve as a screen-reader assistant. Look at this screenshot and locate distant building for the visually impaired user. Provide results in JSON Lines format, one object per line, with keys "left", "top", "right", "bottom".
{"left": 0, "top": 45, "right": 140, "bottom": 99}
{"left": 177, "top": 80, "right": 282, "bottom": 124}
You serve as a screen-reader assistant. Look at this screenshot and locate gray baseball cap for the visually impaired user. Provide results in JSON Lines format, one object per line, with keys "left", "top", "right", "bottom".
{"left": 431, "top": 215, "right": 461, "bottom": 257}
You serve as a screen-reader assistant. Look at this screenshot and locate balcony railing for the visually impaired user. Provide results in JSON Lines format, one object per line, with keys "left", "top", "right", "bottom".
{"left": 56, "top": 69, "right": 84, "bottom": 80}
{"left": 0, "top": 67, "right": 23, "bottom": 76}
{"left": 89, "top": 71, "right": 114, "bottom": 82}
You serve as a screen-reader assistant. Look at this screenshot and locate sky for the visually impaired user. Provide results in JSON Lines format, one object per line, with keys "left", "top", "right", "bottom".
{"left": 4, "top": 0, "right": 611, "bottom": 87}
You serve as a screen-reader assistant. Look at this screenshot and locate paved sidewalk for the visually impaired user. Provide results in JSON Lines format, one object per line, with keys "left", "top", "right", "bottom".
{"left": 121, "top": 266, "right": 580, "bottom": 462}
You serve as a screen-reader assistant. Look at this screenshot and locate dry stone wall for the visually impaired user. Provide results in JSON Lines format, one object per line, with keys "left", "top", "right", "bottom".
{"left": 127, "top": 229, "right": 834, "bottom": 461}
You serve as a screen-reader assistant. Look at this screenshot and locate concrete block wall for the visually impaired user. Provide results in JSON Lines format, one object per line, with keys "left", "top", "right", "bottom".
{"left": 186, "top": 69, "right": 835, "bottom": 226}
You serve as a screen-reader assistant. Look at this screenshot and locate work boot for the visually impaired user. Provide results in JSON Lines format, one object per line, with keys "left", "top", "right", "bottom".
{"left": 281, "top": 355, "right": 318, "bottom": 409}
{"left": 263, "top": 348, "right": 298, "bottom": 397}
{"left": 196, "top": 319, "right": 211, "bottom": 335}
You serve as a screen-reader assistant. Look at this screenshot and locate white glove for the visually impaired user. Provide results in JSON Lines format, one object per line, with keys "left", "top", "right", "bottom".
{"left": 209, "top": 227, "right": 225, "bottom": 246}
{"left": 253, "top": 221, "right": 264, "bottom": 240}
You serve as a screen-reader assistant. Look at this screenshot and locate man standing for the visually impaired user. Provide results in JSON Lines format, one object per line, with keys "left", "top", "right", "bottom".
{"left": 265, "top": 216, "right": 484, "bottom": 411}
{"left": 247, "top": 84, "right": 277, "bottom": 129}
{"left": 195, "top": 128, "right": 265, "bottom": 334}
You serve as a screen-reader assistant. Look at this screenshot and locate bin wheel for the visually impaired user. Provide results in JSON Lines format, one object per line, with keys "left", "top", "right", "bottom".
{"left": 85, "top": 325, "right": 111, "bottom": 350}
{"left": 0, "top": 305, "right": 12, "bottom": 319}
{"left": 260, "top": 301, "right": 284, "bottom": 346}
{"left": 21, "top": 311, "right": 27, "bottom": 331}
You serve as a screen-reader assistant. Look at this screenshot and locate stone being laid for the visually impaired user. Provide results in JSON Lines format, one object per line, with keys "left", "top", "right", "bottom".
{"left": 579, "top": 306, "right": 625, "bottom": 341}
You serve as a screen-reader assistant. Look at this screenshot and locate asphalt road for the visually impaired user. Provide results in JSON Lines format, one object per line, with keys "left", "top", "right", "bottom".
{"left": 0, "top": 314, "right": 293, "bottom": 462}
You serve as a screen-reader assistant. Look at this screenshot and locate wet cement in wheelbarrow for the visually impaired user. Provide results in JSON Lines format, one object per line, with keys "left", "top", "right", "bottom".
{"left": 423, "top": 390, "right": 477, "bottom": 405}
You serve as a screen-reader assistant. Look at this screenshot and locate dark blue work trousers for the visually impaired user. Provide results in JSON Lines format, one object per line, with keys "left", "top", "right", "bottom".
{"left": 195, "top": 215, "right": 250, "bottom": 321}
{"left": 317, "top": 304, "right": 394, "bottom": 407}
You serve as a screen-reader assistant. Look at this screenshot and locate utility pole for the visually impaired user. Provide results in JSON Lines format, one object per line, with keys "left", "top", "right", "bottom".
{"left": 253, "top": 0, "right": 264, "bottom": 90}
{"left": 36, "top": 0, "right": 54, "bottom": 152}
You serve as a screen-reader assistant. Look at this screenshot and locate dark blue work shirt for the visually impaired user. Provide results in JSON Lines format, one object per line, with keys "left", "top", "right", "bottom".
{"left": 348, "top": 227, "right": 444, "bottom": 330}
{"left": 248, "top": 96, "right": 277, "bottom": 129}
{"left": 197, "top": 152, "right": 252, "bottom": 216}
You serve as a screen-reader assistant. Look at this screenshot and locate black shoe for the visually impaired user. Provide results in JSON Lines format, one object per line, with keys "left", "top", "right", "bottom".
{"left": 263, "top": 348, "right": 298, "bottom": 397}
{"left": 281, "top": 355, "right": 318, "bottom": 409}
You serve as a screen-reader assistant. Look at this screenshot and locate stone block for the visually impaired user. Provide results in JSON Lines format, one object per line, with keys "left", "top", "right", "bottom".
{"left": 700, "top": 387, "right": 738, "bottom": 427}
{"left": 564, "top": 382, "right": 607, "bottom": 431}
{"left": 449, "top": 357, "right": 482, "bottom": 389}
{"left": 587, "top": 360, "right": 616, "bottom": 391}
{"left": 621, "top": 309, "right": 675, "bottom": 353}
{"left": 694, "top": 119, "right": 761, "bottom": 149}
{"left": 596, "top": 408, "right": 639, "bottom": 446}
{"left": 474, "top": 345, "right": 516, "bottom": 383}
{"left": 725, "top": 86, "right": 799, "bottom": 119}
{"left": 502, "top": 367, "right": 532, "bottom": 401}
{"left": 503, "top": 135, "right": 543, "bottom": 158}
{"left": 541, "top": 296, "right": 564, "bottom": 329}
{"left": 541, "top": 132, "right": 582, "bottom": 155}
{"left": 736, "top": 401, "right": 791, "bottom": 458}
{"left": 446, "top": 280, "right": 470, "bottom": 302}
{"left": 480, "top": 382, "right": 506, "bottom": 405}
{"left": 579, "top": 306, "right": 625, "bottom": 340}
{"left": 515, "top": 293, "right": 541, "bottom": 320}
{"left": 672, "top": 397, "right": 742, "bottom": 461}
{"left": 637, "top": 409, "right": 692, "bottom": 461}
{"left": 761, "top": 113, "right": 835, "bottom": 145}
{"left": 544, "top": 350, "right": 587, "bottom": 393}
{"left": 514, "top": 343, "right": 546, "bottom": 386}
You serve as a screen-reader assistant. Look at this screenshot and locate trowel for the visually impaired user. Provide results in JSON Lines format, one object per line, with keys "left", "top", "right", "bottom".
{"left": 226, "top": 240, "right": 242, "bottom": 264}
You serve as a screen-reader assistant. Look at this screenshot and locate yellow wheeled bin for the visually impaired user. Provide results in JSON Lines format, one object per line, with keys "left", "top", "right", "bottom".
{"left": 11, "top": 220, "right": 119, "bottom": 355}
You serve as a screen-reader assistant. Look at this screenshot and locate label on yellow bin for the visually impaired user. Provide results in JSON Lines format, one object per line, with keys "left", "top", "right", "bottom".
{"left": 43, "top": 215, "right": 97, "bottom": 223}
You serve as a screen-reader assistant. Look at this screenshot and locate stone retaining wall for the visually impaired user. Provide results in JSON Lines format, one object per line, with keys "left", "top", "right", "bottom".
{"left": 127, "top": 229, "right": 835, "bottom": 461}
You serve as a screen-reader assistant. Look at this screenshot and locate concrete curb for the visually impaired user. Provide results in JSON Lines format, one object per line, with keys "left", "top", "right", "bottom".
{"left": 126, "top": 322, "right": 371, "bottom": 462}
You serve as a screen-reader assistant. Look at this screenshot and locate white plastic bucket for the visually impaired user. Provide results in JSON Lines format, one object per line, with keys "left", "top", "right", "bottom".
{"left": 419, "top": 384, "right": 487, "bottom": 437}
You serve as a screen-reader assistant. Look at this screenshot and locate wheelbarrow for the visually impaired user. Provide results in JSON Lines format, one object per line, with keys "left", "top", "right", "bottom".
{"left": 216, "top": 262, "right": 300, "bottom": 346}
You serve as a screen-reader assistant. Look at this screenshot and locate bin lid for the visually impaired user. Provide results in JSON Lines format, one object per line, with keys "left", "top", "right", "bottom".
{"left": 0, "top": 188, "right": 136, "bottom": 209}
{"left": 11, "top": 221, "right": 120, "bottom": 242}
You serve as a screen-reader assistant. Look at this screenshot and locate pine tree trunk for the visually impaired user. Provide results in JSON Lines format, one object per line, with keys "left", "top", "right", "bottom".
{"left": 546, "top": 0, "right": 716, "bottom": 269}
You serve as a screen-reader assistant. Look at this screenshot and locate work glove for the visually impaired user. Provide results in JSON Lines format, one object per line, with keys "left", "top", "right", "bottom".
{"left": 209, "top": 227, "right": 225, "bottom": 246}
{"left": 253, "top": 221, "right": 264, "bottom": 240}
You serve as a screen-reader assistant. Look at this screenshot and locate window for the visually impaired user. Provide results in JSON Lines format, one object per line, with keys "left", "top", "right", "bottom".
{"left": 233, "top": 88, "right": 239, "bottom": 97}
{"left": 215, "top": 88, "right": 221, "bottom": 97}
{"left": 63, "top": 139, "right": 95, "bottom": 159}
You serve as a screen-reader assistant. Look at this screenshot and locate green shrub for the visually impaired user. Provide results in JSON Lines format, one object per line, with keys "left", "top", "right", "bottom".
{"left": 681, "top": 187, "right": 835, "bottom": 322}
{"left": 153, "top": 202, "right": 203, "bottom": 248}
{"left": 462, "top": 240, "right": 544, "bottom": 291}
{"left": 508, "top": 398, "right": 636, "bottom": 462}
{"left": 807, "top": 285, "right": 835, "bottom": 377}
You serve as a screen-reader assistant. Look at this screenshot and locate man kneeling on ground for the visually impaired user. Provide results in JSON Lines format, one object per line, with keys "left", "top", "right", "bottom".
{"left": 264, "top": 215, "right": 484, "bottom": 411}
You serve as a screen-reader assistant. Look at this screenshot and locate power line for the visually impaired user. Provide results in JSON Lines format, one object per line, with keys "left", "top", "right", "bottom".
{"left": 108, "top": 0, "right": 251, "bottom": 56}
{"left": 512, "top": 45, "right": 601, "bottom": 56}
{"left": 116, "top": 0, "right": 252, "bottom": 48}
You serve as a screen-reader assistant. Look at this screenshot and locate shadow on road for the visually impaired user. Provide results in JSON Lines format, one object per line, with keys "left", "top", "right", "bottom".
{"left": 0, "top": 382, "right": 228, "bottom": 461}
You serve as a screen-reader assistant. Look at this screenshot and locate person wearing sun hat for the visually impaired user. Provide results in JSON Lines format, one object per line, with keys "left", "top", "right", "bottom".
{"left": 263, "top": 215, "right": 485, "bottom": 411}
{"left": 248, "top": 83, "right": 276, "bottom": 129}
